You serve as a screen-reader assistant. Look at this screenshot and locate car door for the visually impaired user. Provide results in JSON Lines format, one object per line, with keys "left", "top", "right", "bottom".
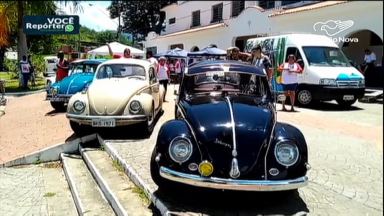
{"left": 149, "top": 67, "right": 160, "bottom": 109}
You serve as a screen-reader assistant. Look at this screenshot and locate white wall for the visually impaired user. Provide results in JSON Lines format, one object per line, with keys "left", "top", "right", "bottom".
{"left": 162, "top": 1, "right": 258, "bottom": 35}
{"left": 145, "top": 27, "right": 231, "bottom": 52}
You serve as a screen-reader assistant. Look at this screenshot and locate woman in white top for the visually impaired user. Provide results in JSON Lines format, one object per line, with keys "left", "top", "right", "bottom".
{"left": 278, "top": 54, "right": 303, "bottom": 111}
{"left": 156, "top": 56, "right": 170, "bottom": 102}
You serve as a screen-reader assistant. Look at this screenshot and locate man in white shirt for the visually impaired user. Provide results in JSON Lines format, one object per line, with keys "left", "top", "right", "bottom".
{"left": 19, "top": 55, "right": 31, "bottom": 89}
{"left": 358, "top": 49, "right": 376, "bottom": 75}
{"left": 157, "top": 56, "right": 170, "bottom": 102}
{"left": 146, "top": 51, "right": 158, "bottom": 68}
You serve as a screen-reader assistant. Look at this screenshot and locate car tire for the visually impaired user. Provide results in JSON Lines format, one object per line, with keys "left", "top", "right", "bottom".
{"left": 296, "top": 89, "right": 316, "bottom": 106}
{"left": 336, "top": 99, "right": 357, "bottom": 108}
{"left": 69, "top": 121, "right": 92, "bottom": 136}
{"left": 50, "top": 101, "right": 66, "bottom": 112}
{"left": 139, "top": 103, "right": 155, "bottom": 136}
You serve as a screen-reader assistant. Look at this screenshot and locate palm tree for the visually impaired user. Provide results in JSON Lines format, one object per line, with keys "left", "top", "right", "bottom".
{"left": 0, "top": 1, "right": 82, "bottom": 86}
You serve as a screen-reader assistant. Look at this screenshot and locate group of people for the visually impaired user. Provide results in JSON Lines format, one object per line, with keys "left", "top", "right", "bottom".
{"left": 227, "top": 45, "right": 302, "bottom": 112}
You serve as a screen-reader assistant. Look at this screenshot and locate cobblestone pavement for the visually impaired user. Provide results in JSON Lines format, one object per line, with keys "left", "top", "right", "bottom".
{"left": 0, "top": 163, "right": 77, "bottom": 216}
{"left": 0, "top": 93, "right": 75, "bottom": 164}
{"left": 106, "top": 88, "right": 383, "bottom": 215}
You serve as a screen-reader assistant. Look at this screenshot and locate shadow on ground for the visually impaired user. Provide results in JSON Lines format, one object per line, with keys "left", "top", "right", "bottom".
{"left": 302, "top": 101, "right": 363, "bottom": 112}
{"left": 154, "top": 187, "right": 309, "bottom": 215}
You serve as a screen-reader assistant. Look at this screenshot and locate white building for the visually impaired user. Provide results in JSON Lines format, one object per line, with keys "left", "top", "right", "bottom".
{"left": 144, "top": 1, "right": 383, "bottom": 65}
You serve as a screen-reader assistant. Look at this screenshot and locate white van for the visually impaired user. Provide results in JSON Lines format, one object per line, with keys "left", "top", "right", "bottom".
{"left": 245, "top": 33, "right": 365, "bottom": 107}
{"left": 44, "top": 56, "right": 57, "bottom": 77}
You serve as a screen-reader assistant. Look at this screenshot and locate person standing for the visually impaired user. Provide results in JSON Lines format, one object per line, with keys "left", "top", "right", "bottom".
{"left": 174, "top": 59, "right": 182, "bottom": 83}
{"left": 56, "top": 51, "right": 70, "bottom": 82}
{"left": 146, "top": 51, "right": 158, "bottom": 68}
{"left": 157, "top": 56, "right": 170, "bottom": 102}
{"left": 19, "top": 55, "right": 31, "bottom": 89}
{"left": 107, "top": 43, "right": 132, "bottom": 59}
{"left": 239, "top": 45, "right": 273, "bottom": 85}
{"left": 27, "top": 55, "right": 36, "bottom": 86}
{"left": 278, "top": 54, "right": 303, "bottom": 112}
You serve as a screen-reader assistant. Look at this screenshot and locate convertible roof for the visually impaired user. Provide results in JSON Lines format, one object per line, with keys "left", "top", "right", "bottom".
{"left": 186, "top": 60, "right": 266, "bottom": 76}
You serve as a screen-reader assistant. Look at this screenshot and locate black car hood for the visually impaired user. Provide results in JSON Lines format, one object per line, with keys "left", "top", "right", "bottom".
{"left": 180, "top": 95, "right": 275, "bottom": 177}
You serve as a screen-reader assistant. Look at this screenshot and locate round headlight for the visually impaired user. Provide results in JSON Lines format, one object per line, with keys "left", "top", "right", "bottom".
{"left": 52, "top": 88, "right": 58, "bottom": 95}
{"left": 73, "top": 100, "right": 85, "bottom": 113}
{"left": 274, "top": 141, "right": 299, "bottom": 167}
{"left": 169, "top": 137, "right": 193, "bottom": 163}
{"left": 129, "top": 100, "right": 142, "bottom": 113}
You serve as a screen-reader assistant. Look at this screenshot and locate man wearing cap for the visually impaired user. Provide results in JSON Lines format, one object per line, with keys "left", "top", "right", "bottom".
{"left": 157, "top": 56, "right": 170, "bottom": 102}
{"left": 239, "top": 45, "right": 273, "bottom": 85}
{"left": 107, "top": 43, "right": 132, "bottom": 59}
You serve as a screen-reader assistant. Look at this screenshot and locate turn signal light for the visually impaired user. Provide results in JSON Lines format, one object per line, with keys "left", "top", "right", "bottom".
{"left": 198, "top": 161, "right": 214, "bottom": 176}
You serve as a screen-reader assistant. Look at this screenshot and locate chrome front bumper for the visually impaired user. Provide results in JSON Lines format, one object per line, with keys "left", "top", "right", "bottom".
{"left": 66, "top": 113, "right": 147, "bottom": 126}
{"left": 46, "top": 94, "right": 72, "bottom": 102}
{"left": 160, "top": 166, "right": 308, "bottom": 191}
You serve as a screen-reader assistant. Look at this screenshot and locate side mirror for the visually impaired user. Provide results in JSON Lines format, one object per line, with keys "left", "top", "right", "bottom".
{"left": 174, "top": 90, "right": 179, "bottom": 96}
{"left": 277, "top": 94, "right": 286, "bottom": 102}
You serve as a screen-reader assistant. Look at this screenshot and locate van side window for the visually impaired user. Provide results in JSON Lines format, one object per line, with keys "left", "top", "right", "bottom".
{"left": 286, "top": 47, "right": 304, "bottom": 68}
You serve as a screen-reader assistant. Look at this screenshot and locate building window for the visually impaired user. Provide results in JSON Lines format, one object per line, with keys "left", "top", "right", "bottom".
{"left": 168, "top": 17, "right": 176, "bottom": 25}
{"left": 231, "top": 1, "right": 245, "bottom": 17}
{"left": 146, "top": 46, "right": 157, "bottom": 55}
{"left": 281, "top": 1, "right": 302, "bottom": 6}
{"left": 191, "top": 10, "right": 200, "bottom": 27}
{"left": 170, "top": 44, "right": 184, "bottom": 50}
{"left": 258, "top": 1, "right": 275, "bottom": 9}
{"left": 211, "top": 3, "right": 223, "bottom": 23}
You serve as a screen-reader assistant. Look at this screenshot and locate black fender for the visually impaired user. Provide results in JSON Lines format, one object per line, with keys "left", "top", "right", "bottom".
{"left": 265, "top": 121, "right": 309, "bottom": 179}
{"left": 155, "top": 119, "right": 202, "bottom": 168}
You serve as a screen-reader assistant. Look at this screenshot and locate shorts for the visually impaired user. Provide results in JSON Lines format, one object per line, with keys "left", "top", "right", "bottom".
{"left": 282, "top": 83, "right": 298, "bottom": 91}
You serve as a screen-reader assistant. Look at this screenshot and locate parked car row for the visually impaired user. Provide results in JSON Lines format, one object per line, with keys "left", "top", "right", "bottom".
{"left": 45, "top": 59, "right": 310, "bottom": 195}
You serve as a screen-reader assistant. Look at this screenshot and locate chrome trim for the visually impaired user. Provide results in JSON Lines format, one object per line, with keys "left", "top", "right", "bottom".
{"left": 274, "top": 140, "right": 299, "bottom": 167}
{"left": 229, "top": 158, "right": 240, "bottom": 178}
{"left": 168, "top": 136, "right": 193, "bottom": 164}
{"left": 176, "top": 103, "right": 204, "bottom": 161}
{"left": 264, "top": 104, "right": 277, "bottom": 180}
{"left": 66, "top": 113, "right": 147, "bottom": 125}
{"left": 225, "top": 96, "right": 237, "bottom": 156}
{"left": 66, "top": 76, "right": 81, "bottom": 94}
{"left": 159, "top": 166, "right": 308, "bottom": 191}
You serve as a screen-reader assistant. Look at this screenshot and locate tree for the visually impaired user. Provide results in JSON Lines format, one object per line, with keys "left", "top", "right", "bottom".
{"left": 107, "top": 1, "right": 176, "bottom": 41}
{"left": 0, "top": 1, "right": 83, "bottom": 85}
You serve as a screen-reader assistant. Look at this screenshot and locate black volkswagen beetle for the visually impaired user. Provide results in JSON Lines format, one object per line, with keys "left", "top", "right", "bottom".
{"left": 150, "top": 60, "right": 311, "bottom": 193}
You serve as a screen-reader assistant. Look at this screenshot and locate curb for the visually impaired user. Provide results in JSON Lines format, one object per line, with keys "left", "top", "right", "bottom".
{"left": 0, "top": 134, "right": 97, "bottom": 168}
{"left": 0, "top": 98, "right": 9, "bottom": 117}
{"left": 97, "top": 135, "right": 170, "bottom": 216}
{"left": 80, "top": 146, "right": 128, "bottom": 216}
{"left": 61, "top": 153, "right": 86, "bottom": 216}
{"left": 5, "top": 89, "right": 45, "bottom": 97}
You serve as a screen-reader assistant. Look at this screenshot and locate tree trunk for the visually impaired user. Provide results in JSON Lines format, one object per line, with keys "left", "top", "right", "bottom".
{"left": 17, "top": 2, "right": 27, "bottom": 87}
{"left": 0, "top": 47, "right": 5, "bottom": 71}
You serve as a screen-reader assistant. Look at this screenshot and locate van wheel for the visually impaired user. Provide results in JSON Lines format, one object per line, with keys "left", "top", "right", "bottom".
{"left": 336, "top": 99, "right": 357, "bottom": 108}
{"left": 296, "top": 89, "right": 314, "bottom": 106}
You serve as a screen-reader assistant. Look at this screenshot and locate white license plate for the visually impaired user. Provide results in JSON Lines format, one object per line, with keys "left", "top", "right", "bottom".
{"left": 91, "top": 119, "right": 116, "bottom": 127}
{"left": 343, "top": 95, "right": 354, "bottom": 100}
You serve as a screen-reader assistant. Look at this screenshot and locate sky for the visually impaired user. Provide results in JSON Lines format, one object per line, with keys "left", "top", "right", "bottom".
{"left": 59, "top": 1, "right": 118, "bottom": 31}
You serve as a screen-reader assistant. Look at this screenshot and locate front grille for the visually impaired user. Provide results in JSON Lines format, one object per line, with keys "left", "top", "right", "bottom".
{"left": 337, "top": 81, "right": 359, "bottom": 87}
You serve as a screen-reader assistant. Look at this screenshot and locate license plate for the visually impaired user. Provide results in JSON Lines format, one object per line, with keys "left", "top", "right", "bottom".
{"left": 49, "top": 97, "right": 68, "bottom": 102}
{"left": 91, "top": 119, "right": 116, "bottom": 127}
{"left": 343, "top": 95, "right": 354, "bottom": 100}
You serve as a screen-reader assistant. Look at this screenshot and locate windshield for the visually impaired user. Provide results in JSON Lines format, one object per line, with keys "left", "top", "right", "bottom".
{"left": 96, "top": 64, "right": 146, "bottom": 80}
{"left": 72, "top": 64, "right": 99, "bottom": 74}
{"left": 184, "top": 72, "right": 270, "bottom": 97}
{"left": 302, "top": 46, "right": 352, "bottom": 67}
{"left": 46, "top": 59, "right": 56, "bottom": 64}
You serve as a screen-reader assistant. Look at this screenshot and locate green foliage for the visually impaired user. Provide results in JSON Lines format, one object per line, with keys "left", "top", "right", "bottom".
{"left": 3, "top": 58, "right": 18, "bottom": 79}
{"left": 108, "top": 1, "right": 176, "bottom": 41}
{"left": 29, "top": 54, "right": 45, "bottom": 77}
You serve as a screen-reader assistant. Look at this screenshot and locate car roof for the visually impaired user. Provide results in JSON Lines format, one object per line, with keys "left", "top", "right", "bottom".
{"left": 186, "top": 60, "right": 266, "bottom": 76}
{"left": 71, "top": 59, "right": 108, "bottom": 64}
{"left": 101, "top": 58, "right": 152, "bottom": 67}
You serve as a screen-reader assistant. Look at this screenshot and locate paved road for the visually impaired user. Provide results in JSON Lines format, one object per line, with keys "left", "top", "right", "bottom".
{"left": 105, "top": 88, "right": 383, "bottom": 215}
{"left": 0, "top": 93, "right": 75, "bottom": 164}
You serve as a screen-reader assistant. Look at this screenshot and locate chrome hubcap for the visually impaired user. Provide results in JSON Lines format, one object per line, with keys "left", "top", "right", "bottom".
{"left": 298, "top": 90, "right": 312, "bottom": 105}
{"left": 148, "top": 106, "right": 154, "bottom": 126}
